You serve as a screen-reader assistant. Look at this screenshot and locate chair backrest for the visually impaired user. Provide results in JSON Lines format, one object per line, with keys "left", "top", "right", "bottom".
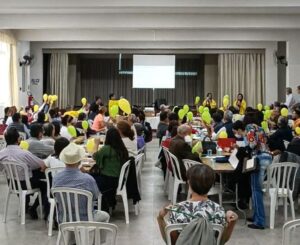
{"left": 135, "top": 153, "right": 144, "bottom": 177}
{"left": 117, "top": 160, "right": 131, "bottom": 192}
{"left": 165, "top": 223, "right": 224, "bottom": 245}
{"left": 282, "top": 219, "right": 300, "bottom": 245}
{"left": 137, "top": 146, "right": 145, "bottom": 155}
{"left": 168, "top": 151, "right": 184, "bottom": 182}
{"left": 267, "top": 162, "right": 300, "bottom": 193}
{"left": 60, "top": 221, "right": 118, "bottom": 245}
{"left": 1, "top": 160, "right": 32, "bottom": 192}
{"left": 162, "top": 146, "right": 172, "bottom": 171}
{"left": 182, "top": 159, "right": 201, "bottom": 172}
{"left": 0, "top": 139, "right": 6, "bottom": 150}
{"left": 51, "top": 187, "right": 94, "bottom": 223}
{"left": 45, "top": 167, "right": 65, "bottom": 200}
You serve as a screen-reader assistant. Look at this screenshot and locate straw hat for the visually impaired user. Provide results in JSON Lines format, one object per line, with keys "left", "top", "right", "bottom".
{"left": 59, "top": 142, "right": 85, "bottom": 165}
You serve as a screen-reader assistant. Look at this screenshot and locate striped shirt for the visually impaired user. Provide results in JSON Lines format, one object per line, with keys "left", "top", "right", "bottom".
{"left": 52, "top": 168, "right": 100, "bottom": 222}
{"left": 26, "top": 137, "right": 54, "bottom": 159}
{"left": 0, "top": 145, "right": 44, "bottom": 180}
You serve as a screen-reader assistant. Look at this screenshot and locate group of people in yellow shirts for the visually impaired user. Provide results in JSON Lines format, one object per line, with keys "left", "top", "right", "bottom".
{"left": 202, "top": 93, "right": 247, "bottom": 115}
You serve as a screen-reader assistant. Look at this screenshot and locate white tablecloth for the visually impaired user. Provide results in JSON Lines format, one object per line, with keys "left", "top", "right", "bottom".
{"left": 145, "top": 116, "right": 160, "bottom": 130}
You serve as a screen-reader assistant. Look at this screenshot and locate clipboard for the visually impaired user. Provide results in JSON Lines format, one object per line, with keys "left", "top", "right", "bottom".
{"left": 242, "top": 157, "right": 257, "bottom": 173}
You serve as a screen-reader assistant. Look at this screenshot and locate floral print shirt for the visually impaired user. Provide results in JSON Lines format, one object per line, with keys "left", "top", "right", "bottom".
{"left": 168, "top": 200, "right": 226, "bottom": 227}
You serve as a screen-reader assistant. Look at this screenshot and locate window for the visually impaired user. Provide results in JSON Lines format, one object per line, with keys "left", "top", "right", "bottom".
{"left": 0, "top": 41, "right": 11, "bottom": 107}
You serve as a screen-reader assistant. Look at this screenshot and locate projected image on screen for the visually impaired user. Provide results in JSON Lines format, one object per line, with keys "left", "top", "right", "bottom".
{"left": 133, "top": 55, "right": 175, "bottom": 89}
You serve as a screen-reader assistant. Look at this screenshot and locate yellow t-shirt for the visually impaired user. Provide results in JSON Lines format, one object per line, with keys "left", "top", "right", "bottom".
{"left": 202, "top": 99, "right": 217, "bottom": 109}
{"left": 234, "top": 99, "right": 247, "bottom": 115}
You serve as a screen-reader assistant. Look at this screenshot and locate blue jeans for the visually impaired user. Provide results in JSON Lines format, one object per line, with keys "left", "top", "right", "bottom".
{"left": 251, "top": 153, "right": 272, "bottom": 227}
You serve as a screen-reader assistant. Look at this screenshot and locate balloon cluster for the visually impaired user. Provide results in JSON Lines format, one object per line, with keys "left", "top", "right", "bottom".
{"left": 43, "top": 94, "right": 58, "bottom": 104}
{"left": 178, "top": 104, "right": 190, "bottom": 120}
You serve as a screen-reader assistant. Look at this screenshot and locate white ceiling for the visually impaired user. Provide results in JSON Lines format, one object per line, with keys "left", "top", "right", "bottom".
{"left": 2, "top": 0, "right": 300, "bottom": 42}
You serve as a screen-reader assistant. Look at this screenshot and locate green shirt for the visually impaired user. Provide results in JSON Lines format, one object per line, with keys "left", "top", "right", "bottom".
{"left": 94, "top": 145, "right": 122, "bottom": 177}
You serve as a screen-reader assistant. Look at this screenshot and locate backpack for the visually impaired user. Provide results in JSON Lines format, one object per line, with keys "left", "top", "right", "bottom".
{"left": 175, "top": 217, "right": 217, "bottom": 245}
{"left": 143, "top": 121, "right": 152, "bottom": 143}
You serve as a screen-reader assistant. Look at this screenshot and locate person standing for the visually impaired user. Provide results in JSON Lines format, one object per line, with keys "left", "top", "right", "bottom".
{"left": 285, "top": 87, "right": 297, "bottom": 113}
{"left": 233, "top": 93, "right": 247, "bottom": 115}
{"left": 202, "top": 93, "right": 217, "bottom": 109}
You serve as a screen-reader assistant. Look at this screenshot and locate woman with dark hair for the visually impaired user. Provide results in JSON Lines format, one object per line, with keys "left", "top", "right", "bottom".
{"left": 52, "top": 121, "right": 61, "bottom": 139}
{"left": 212, "top": 111, "right": 224, "bottom": 133}
{"left": 202, "top": 92, "right": 217, "bottom": 109}
{"left": 42, "top": 123, "right": 55, "bottom": 146}
{"left": 157, "top": 164, "right": 238, "bottom": 244}
{"left": 91, "top": 127, "right": 129, "bottom": 211}
{"left": 233, "top": 93, "right": 247, "bottom": 115}
{"left": 60, "top": 115, "right": 73, "bottom": 140}
{"left": 117, "top": 120, "right": 137, "bottom": 155}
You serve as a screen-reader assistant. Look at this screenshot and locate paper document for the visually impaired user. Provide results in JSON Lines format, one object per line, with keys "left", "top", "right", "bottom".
{"left": 246, "top": 159, "right": 255, "bottom": 169}
{"left": 229, "top": 148, "right": 239, "bottom": 169}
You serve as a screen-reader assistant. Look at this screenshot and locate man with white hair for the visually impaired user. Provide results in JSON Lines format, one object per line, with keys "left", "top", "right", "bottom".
{"left": 53, "top": 143, "right": 109, "bottom": 223}
{"left": 223, "top": 110, "right": 235, "bottom": 138}
{"left": 169, "top": 125, "right": 201, "bottom": 181}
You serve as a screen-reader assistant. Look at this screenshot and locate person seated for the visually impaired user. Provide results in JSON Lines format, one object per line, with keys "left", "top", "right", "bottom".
{"left": 134, "top": 123, "right": 145, "bottom": 150}
{"left": 157, "top": 164, "right": 238, "bottom": 245}
{"left": 157, "top": 111, "right": 169, "bottom": 145}
{"left": 5, "top": 106, "right": 17, "bottom": 126}
{"left": 92, "top": 106, "right": 107, "bottom": 132}
{"left": 233, "top": 93, "right": 247, "bottom": 115}
{"left": 268, "top": 106, "right": 281, "bottom": 130}
{"left": 222, "top": 110, "right": 235, "bottom": 138}
{"left": 44, "top": 137, "right": 70, "bottom": 170}
{"left": 52, "top": 121, "right": 61, "bottom": 140}
{"left": 91, "top": 127, "right": 129, "bottom": 212}
{"left": 169, "top": 125, "right": 201, "bottom": 181}
{"left": 0, "top": 127, "right": 47, "bottom": 219}
{"left": 292, "top": 107, "right": 300, "bottom": 128}
{"left": 53, "top": 143, "right": 109, "bottom": 223}
{"left": 268, "top": 116, "right": 293, "bottom": 153}
{"left": 27, "top": 123, "right": 54, "bottom": 159}
{"left": 60, "top": 115, "right": 73, "bottom": 140}
{"left": 212, "top": 111, "right": 224, "bottom": 133}
{"left": 75, "top": 112, "right": 96, "bottom": 137}
{"left": 88, "top": 102, "right": 99, "bottom": 121}
{"left": 203, "top": 93, "right": 217, "bottom": 109}
{"left": 117, "top": 120, "right": 137, "bottom": 156}
{"left": 41, "top": 123, "right": 56, "bottom": 146}
{"left": 287, "top": 135, "right": 300, "bottom": 156}
{"left": 49, "top": 108, "right": 61, "bottom": 123}
{"left": 36, "top": 111, "right": 46, "bottom": 124}
{"left": 138, "top": 112, "right": 152, "bottom": 143}
{"left": 5, "top": 112, "right": 30, "bottom": 139}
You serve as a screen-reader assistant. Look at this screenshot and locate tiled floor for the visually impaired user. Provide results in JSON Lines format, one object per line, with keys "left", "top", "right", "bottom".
{"left": 0, "top": 139, "right": 299, "bottom": 244}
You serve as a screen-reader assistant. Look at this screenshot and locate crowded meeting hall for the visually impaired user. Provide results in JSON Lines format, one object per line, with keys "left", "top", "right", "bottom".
{"left": 1, "top": 1, "right": 300, "bottom": 245}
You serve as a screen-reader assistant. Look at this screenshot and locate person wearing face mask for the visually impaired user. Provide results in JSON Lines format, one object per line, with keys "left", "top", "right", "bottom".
{"left": 169, "top": 125, "right": 202, "bottom": 181}
{"left": 202, "top": 93, "right": 217, "bottom": 110}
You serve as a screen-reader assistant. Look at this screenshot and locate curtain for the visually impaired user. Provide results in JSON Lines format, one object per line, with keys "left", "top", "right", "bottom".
{"left": 74, "top": 55, "right": 203, "bottom": 107}
{"left": 49, "top": 53, "right": 69, "bottom": 108}
{"left": 218, "top": 53, "right": 265, "bottom": 108}
{"left": 0, "top": 31, "right": 18, "bottom": 107}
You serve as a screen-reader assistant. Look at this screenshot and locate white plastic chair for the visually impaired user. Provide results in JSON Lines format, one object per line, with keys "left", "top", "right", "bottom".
{"left": 116, "top": 159, "right": 137, "bottom": 224}
{"left": 162, "top": 146, "right": 174, "bottom": 201}
{"left": 0, "top": 139, "right": 6, "bottom": 150}
{"left": 267, "top": 162, "right": 300, "bottom": 229}
{"left": 183, "top": 159, "right": 222, "bottom": 205}
{"left": 60, "top": 221, "right": 118, "bottom": 245}
{"left": 282, "top": 219, "right": 300, "bottom": 245}
{"left": 135, "top": 153, "right": 144, "bottom": 196}
{"left": 52, "top": 187, "right": 107, "bottom": 245}
{"left": 2, "top": 161, "right": 43, "bottom": 224}
{"left": 138, "top": 145, "right": 146, "bottom": 162}
{"left": 165, "top": 222, "right": 224, "bottom": 245}
{"left": 167, "top": 151, "right": 187, "bottom": 204}
{"left": 45, "top": 167, "right": 65, "bottom": 236}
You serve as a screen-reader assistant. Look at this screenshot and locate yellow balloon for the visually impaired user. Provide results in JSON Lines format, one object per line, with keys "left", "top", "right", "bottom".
{"left": 52, "top": 95, "right": 58, "bottom": 101}
{"left": 43, "top": 94, "right": 48, "bottom": 102}
{"left": 110, "top": 105, "right": 119, "bottom": 118}
{"left": 187, "top": 111, "right": 193, "bottom": 121}
{"left": 198, "top": 106, "right": 204, "bottom": 114}
{"left": 203, "top": 107, "right": 209, "bottom": 112}
{"left": 183, "top": 104, "right": 189, "bottom": 113}
{"left": 81, "top": 97, "right": 87, "bottom": 106}
{"left": 261, "top": 121, "right": 268, "bottom": 131}
{"left": 202, "top": 111, "right": 211, "bottom": 124}
{"left": 82, "top": 120, "right": 89, "bottom": 130}
{"left": 219, "top": 131, "right": 228, "bottom": 139}
{"left": 281, "top": 108, "right": 289, "bottom": 117}
{"left": 178, "top": 109, "right": 185, "bottom": 120}
{"left": 86, "top": 138, "right": 95, "bottom": 153}
{"left": 264, "top": 105, "right": 270, "bottom": 111}
{"left": 195, "top": 96, "right": 200, "bottom": 105}
{"left": 67, "top": 126, "right": 77, "bottom": 138}
{"left": 257, "top": 103, "right": 263, "bottom": 111}
{"left": 33, "top": 105, "right": 39, "bottom": 113}
{"left": 223, "top": 98, "right": 229, "bottom": 107}
{"left": 295, "top": 127, "right": 300, "bottom": 135}
{"left": 118, "top": 98, "right": 131, "bottom": 115}
{"left": 19, "top": 141, "right": 29, "bottom": 150}
{"left": 64, "top": 111, "right": 79, "bottom": 118}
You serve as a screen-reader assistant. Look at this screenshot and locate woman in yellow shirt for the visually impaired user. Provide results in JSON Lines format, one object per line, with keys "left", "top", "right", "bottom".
{"left": 202, "top": 93, "right": 217, "bottom": 109}
{"left": 234, "top": 93, "right": 247, "bottom": 115}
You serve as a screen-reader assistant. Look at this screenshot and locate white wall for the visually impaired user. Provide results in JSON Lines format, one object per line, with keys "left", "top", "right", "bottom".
{"left": 29, "top": 40, "right": 277, "bottom": 106}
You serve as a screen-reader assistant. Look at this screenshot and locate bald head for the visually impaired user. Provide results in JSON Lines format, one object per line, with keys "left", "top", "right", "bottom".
{"left": 177, "top": 124, "right": 191, "bottom": 138}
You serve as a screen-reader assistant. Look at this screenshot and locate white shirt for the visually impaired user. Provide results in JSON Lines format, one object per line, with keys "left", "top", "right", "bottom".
{"left": 60, "top": 126, "right": 72, "bottom": 140}
{"left": 5, "top": 117, "right": 13, "bottom": 126}
{"left": 122, "top": 137, "right": 137, "bottom": 156}
{"left": 285, "top": 93, "right": 297, "bottom": 111}
{"left": 44, "top": 156, "right": 65, "bottom": 176}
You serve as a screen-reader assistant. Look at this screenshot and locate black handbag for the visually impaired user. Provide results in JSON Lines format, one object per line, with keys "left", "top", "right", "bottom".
{"left": 202, "top": 137, "right": 217, "bottom": 154}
